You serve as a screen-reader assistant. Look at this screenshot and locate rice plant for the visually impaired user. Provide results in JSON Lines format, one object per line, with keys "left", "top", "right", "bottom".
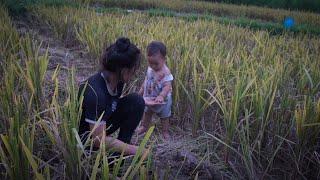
{"left": 97, "top": 0, "right": 320, "bottom": 28}
{"left": 2, "top": 1, "right": 320, "bottom": 178}
{"left": 17, "top": 36, "right": 49, "bottom": 111}
{"left": 0, "top": 49, "right": 44, "bottom": 180}
{"left": 0, "top": 5, "right": 19, "bottom": 65}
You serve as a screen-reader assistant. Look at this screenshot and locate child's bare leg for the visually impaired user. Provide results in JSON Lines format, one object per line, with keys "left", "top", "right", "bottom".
{"left": 136, "top": 110, "right": 153, "bottom": 135}
{"left": 161, "top": 118, "right": 170, "bottom": 139}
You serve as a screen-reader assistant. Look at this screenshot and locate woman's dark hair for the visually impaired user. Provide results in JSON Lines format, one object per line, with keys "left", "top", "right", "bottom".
{"left": 100, "top": 37, "right": 141, "bottom": 73}
{"left": 147, "top": 41, "right": 166, "bottom": 57}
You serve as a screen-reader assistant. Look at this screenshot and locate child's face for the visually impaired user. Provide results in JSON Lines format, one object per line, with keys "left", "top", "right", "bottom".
{"left": 147, "top": 52, "right": 165, "bottom": 72}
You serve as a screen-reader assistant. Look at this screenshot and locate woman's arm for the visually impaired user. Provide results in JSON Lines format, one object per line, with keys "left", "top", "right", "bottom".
{"left": 90, "top": 124, "right": 138, "bottom": 155}
{"left": 138, "top": 78, "right": 146, "bottom": 96}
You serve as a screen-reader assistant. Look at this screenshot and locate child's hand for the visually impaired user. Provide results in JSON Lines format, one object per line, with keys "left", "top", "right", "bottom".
{"left": 155, "top": 95, "right": 164, "bottom": 103}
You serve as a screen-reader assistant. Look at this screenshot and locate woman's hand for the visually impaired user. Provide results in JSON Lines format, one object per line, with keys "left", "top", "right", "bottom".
{"left": 127, "top": 144, "right": 138, "bottom": 155}
{"left": 90, "top": 124, "right": 142, "bottom": 155}
{"left": 127, "top": 144, "right": 150, "bottom": 156}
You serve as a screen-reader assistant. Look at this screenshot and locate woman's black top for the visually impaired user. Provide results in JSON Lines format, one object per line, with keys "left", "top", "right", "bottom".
{"left": 78, "top": 73, "right": 124, "bottom": 136}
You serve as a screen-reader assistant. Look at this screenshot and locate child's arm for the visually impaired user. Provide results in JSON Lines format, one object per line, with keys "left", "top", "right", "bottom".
{"left": 155, "top": 81, "right": 172, "bottom": 103}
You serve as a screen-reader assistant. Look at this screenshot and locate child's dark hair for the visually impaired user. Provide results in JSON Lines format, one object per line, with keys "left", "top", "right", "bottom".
{"left": 147, "top": 41, "right": 166, "bottom": 57}
{"left": 100, "top": 37, "right": 141, "bottom": 73}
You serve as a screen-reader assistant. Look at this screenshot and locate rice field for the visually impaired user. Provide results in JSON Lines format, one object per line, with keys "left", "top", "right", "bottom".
{"left": 1, "top": 1, "right": 320, "bottom": 179}
{"left": 96, "top": 0, "right": 320, "bottom": 28}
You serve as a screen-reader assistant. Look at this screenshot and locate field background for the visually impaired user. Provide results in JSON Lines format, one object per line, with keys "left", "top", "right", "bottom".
{"left": 1, "top": 0, "right": 320, "bottom": 179}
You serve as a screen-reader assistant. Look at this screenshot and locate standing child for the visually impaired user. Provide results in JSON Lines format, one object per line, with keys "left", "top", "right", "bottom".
{"left": 136, "top": 41, "right": 173, "bottom": 139}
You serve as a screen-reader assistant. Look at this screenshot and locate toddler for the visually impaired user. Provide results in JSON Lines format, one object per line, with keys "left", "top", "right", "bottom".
{"left": 137, "top": 41, "right": 173, "bottom": 139}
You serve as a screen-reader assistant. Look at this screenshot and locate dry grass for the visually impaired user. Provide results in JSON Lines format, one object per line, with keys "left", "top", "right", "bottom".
{"left": 96, "top": 0, "right": 320, "bottom": 28}
{"left": 29, "top": 5, "right": 320, "bottom": 178}
{"left": 1, "top": 2, "right": 320, "bottom": 179}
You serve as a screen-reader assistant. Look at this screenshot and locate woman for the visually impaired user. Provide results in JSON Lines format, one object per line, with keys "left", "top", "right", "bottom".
{"left": 78, "top": 37, "right": 145, "bottom": 155}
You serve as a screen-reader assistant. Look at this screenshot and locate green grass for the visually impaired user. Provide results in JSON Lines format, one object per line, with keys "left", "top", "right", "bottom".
{"left": 145, "top": 8, "right": 320, "bottom": 36}
{"left": 0, "top": 5, "right": 155, "bottom": 179}
{"left": 92, "top": 7, "right": 320, "bottom": 36}
{"left": 0, "top": 0, "right": 80, "bottom": 15}
{"left": 1, "top": 2, "right": 320, "bottom": 179}
{"left": 7, "top": 0, "right": 319, "bottom": 36}
{"left": 94, "top": 0, "right": 320, "bottom": 28}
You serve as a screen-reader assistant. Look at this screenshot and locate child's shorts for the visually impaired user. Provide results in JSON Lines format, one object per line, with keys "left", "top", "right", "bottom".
{"left": 145, "top": 95, "right": 172, "bottom": 118}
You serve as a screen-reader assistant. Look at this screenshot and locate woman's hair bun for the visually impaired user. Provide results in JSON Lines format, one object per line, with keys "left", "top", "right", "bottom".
{"left": 100, "top": 37, "right": 141, "bottom": 73}
{"left": 116, "top": 37, "right": 130, "bottom": 52}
